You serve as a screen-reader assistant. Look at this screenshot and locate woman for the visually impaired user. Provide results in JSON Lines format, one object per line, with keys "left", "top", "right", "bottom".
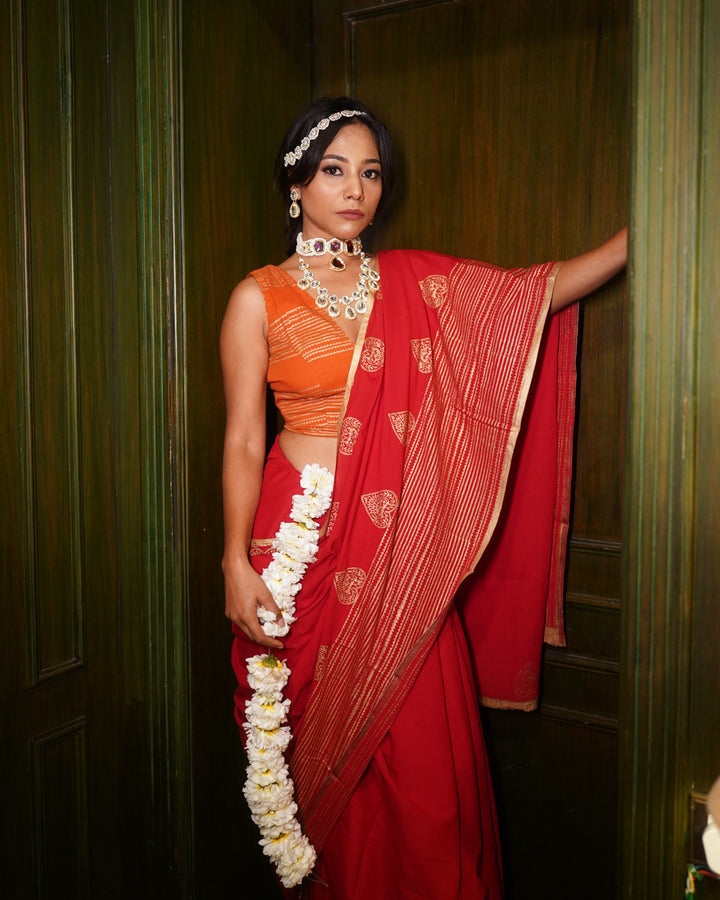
{"left": 221, "top": 97, "right": 627, "bottom": 899}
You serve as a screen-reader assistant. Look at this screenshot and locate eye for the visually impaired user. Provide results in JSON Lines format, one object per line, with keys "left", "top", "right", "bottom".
{"left": 322, "top": 164, "right": 342, "bottom": 176}
{"left": 363, "top": 168, "right": 382, "bottom": 180}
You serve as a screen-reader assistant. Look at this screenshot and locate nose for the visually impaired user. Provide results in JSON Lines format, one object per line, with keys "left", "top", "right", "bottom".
{"left": 344, "top": 172, "right": 364, "bottom": 200}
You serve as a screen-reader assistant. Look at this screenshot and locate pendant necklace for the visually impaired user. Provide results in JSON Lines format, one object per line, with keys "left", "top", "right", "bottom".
{"left": 297, "top": 253, "right": 379, "bottom": 320}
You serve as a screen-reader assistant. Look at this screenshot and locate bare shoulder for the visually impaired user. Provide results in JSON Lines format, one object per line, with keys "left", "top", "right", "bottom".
{"left": 221, "top": 275, "right": 267, "bottom": 345}
{"left": 225, "top": 275, "right": 265, "bottom": 318}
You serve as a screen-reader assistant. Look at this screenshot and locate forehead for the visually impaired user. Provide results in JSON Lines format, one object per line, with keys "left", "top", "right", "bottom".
{"left": 323, "top": 122, "right": 379, "bottom": 159}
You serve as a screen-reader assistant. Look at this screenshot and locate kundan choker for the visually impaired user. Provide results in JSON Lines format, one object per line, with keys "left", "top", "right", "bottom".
{"left": 297, "top": 253, "right": 379, "bottom": 320}
{"left": 296, "top": 233, "right": 362, "bottom": 272}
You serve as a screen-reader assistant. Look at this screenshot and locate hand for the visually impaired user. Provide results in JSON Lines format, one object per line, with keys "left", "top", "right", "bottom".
{"left": 223, "top": 558, "right": 285, "bottom": 650}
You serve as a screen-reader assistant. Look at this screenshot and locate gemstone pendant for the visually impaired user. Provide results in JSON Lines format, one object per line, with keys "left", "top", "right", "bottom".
{"left": 345, "top": 306, "right": 357, "bottom": 320}
{"left": 329, "top": 256, "right": 346, "bottom": 271}
{"left": 328, "top": 303, "right": 341, "bottom": 317}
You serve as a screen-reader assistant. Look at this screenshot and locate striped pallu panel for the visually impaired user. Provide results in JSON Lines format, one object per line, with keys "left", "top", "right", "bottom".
{"left": 283, "top": 250, "right": 575, "bottom": 851}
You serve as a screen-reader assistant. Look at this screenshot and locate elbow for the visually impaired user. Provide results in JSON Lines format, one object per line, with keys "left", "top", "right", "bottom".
{"left": 223, "top": 429, "right": 267, "bottom": 474}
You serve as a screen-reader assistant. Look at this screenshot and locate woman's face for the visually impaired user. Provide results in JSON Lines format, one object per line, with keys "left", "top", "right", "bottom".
{"left": 294, "top": 123, "right": 383, "bottom": 242}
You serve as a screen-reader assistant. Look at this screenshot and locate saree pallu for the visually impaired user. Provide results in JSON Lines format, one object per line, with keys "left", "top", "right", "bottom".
{"left": 232, "top": 249, "right": 578, "bottom": 898}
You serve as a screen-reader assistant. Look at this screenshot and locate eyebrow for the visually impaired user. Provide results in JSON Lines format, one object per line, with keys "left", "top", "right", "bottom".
{"left": 322, "top": 154, "right": 382, "bottom": 165}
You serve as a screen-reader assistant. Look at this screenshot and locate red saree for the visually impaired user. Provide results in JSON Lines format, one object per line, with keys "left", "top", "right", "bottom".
{"left": 232, "top": 249, "right": 578, "bottom": 898}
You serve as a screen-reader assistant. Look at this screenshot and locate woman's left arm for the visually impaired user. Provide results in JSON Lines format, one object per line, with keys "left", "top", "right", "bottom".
{"left": 551, "top": 227, "right": 627, "bottom": 314}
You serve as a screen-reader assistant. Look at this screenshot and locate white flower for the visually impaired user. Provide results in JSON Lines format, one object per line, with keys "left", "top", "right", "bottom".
{"left": 243, "top": 779, "right": 295, "bottom": 814}
{"left": 251, "top": 801, "right": 299, "bottom": 835}
{"left": 245, "top": 761, "right": 291, "bottom": 788}
{"left": 261, "top": 619, "right": 291, "bottom": 638}
{"left": 261, "top": 829, "right": 317, "bottom": 887}
{"left": 262, "top": 564, "right": 304, "bottom": 596}
{"left": 243, "top": 461, "right": 334, "bottom": 888}
{"left": 246, "top": 655, "right": 291, "bottom": 691}
{"left": 274, "top": 522, "right": 319, "bottom": 559}
{"left": 242, "top": 723, "right": 292, "bottom": 752}
{"left": 299, "top": 463, "right": 333, "bottom": 497}
{"left": 278, "top": 839, "right": 317, "bottom": 888}
{"left": 246, "top": 744, "right": 287, "bottom": 772}
{"left": 259, "top": 822, "right": 303, "bottom": 859}
{"left": 292, "top": 492, "right": 328, "bottom": 521}
{"left": 245, "top": 696, "right": 290, "bottom": 730}
{"left": 262, "top": 563, "right": 302, "bottom": 593}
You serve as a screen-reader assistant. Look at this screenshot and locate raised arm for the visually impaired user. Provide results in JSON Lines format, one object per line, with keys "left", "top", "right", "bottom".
{"left": 220, "top": 277, "right": 284, "bottom": 649}
{"left": 551, "top": 227, "right": 627, "bottom": 313}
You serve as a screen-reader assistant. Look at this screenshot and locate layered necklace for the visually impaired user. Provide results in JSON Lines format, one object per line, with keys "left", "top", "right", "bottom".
{"left": 295, "top": 233, "right": 380, "bottom": 320}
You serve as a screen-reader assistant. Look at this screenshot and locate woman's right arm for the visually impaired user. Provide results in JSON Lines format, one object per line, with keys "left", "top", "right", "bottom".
{"left": 220, "top": 277, "right": 285, "bottom": 650}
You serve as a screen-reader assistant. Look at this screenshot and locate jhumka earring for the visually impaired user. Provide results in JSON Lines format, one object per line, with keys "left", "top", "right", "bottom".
{"left": 289, "top": 189, "right": 301, "bottom": 219}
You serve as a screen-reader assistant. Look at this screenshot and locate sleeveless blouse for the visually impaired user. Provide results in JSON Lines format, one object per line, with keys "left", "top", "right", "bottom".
{"left": 250, "top": 265, "right": 354, "bottom": 437}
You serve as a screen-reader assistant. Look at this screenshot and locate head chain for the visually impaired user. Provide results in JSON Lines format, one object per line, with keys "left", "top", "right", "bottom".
{"left": 283, "top": 110, "right": 367, "bottom": 168}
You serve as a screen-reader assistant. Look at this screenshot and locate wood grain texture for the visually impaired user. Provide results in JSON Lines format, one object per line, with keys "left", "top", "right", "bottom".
{"left": 22, "top": 0, "right": 86, "bottom": 681}
{"left": 182, "top": 1, "right": 311, "bottom": 895}
{"left": 1, "top": 0, "right": 129, "bottom": 893}
{"left": 2, "top": 0, "right": 191, "bottom": 894}
{"left": 31, "top": 719, "right": 90, "bottom": 900}
{"left": 620, "top": 0, "right": 720, "bottom": 896}
{"left": 691, "top": 0, "right": 720, "bottom": 792}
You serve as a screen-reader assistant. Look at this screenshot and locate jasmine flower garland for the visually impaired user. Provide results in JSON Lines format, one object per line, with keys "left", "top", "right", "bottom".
{"left": 243, "top": 464, "right": 334, "bottom": 888}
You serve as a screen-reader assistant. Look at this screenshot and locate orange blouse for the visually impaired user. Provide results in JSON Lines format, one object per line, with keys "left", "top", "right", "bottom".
{"left": 250, "top": 265, "right": 354, "bottom": 437}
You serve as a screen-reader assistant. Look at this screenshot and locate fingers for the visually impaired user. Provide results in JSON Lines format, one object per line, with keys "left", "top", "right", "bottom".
{"left": 223, "top": 564, "right": 291, "bottom": 650}
{"left": 249, "top": 598, "right": 286, "bottom": 648}
{"left": 243, "top": 615, "right": 285, "bottom": 651}
{"left": 225, "top": 588, "right": 286, "bottom": 650}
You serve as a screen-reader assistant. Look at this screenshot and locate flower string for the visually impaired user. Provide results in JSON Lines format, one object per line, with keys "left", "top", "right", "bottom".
{"left": 243, "top": 464, "right": 334, "bottom": 888}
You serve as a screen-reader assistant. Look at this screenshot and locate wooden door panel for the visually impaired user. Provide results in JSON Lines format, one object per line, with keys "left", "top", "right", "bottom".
{"left": 23, "top": 0, "right": 86, "bottom": 682}
{"left": 312, "top": 1, "right": 629, "bottom": 896}
{"left": 1, "top": 1, "right": 135, "bottom": 895}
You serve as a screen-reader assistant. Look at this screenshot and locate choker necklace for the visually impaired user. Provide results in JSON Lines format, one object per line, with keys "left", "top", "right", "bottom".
{"left": 295, "top": 233, "right": 362, "bottom": 272}
{"left": 297, "top": 253, "right": 379, "bottom": 320}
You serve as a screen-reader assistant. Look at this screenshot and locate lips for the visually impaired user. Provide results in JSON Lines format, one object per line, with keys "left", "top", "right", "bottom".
{"left": 337, "top": 210, "right": 364, "bottom": 219}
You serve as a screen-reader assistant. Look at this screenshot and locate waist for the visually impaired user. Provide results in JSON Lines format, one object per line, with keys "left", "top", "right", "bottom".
{"left": 279, "top": 429, "right": 338, "bottom": 475}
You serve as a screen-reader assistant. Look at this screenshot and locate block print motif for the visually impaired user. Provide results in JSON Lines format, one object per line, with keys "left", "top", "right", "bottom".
{"left": 314, "top": 644, "right": 329, "bottom": 682}
{"left": 410, "top": 337, "right": 433, "bottom": 374}
{"left": 361, "top": 490, "right": 399, "bottom": 529}
{"left": 419, "top": 274, "right": 449, "bottom": 308}
{"left": 334, "top": 567, "right": 367, "bottom": 605}
{"left": 339, "top": 416, "right": 362, "bottom": 456}
{"left": 360, "top": 336, "right": 385, "bottom": 372}
{"left": 512, "top": 661, "right": 539, "bottom": 701}
{"left": 388, "top": 410, "right": 416, "bottom": 446}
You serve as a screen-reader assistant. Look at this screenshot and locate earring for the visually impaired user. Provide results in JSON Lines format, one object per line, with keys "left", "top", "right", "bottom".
{"left": 289, "top": 188, "right": 301, "bottom": 219}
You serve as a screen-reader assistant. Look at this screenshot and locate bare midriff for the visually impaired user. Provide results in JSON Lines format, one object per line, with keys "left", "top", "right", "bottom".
{"left": 279, "top": 429, "right": 339, "bottom": 475}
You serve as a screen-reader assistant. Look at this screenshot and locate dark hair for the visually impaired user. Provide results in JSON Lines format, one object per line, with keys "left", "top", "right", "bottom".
{"left": 275, "top": 97, "right": 395, "bottom": 255}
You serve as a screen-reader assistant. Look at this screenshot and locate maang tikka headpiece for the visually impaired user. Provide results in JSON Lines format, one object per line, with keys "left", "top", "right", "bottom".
{"left": 283, "top": 110, "right": 367, "bottom": 168}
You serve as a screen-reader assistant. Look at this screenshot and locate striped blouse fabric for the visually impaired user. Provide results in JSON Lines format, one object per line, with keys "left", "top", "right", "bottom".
{"left": 251, "top": 265, "right": 354, "bottom": 437}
